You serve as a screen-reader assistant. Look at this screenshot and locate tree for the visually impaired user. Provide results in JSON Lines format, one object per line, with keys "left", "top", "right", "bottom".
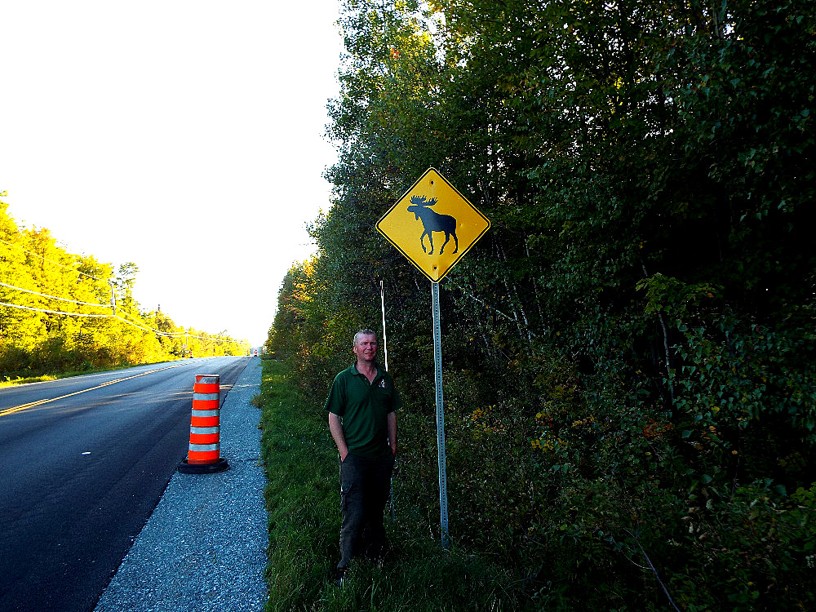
{"left": 0, "top": 201, "right": 247, "bottom": 377}
{"left": 268, "top": 1, "right": 816, "bottom": 606}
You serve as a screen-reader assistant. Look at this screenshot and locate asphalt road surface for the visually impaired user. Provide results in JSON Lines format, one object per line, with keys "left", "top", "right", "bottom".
{"left": 0, "top": 356, "right": 250, "bottom": 612}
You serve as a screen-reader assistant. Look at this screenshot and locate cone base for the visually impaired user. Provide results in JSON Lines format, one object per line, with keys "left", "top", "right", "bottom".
{"left": 177, "top": 457, "right": 230, "bottom": 474}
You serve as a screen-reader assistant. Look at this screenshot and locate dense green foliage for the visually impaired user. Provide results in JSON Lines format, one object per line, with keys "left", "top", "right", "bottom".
{"left": 267, "top": 1, "right": 815, "bottom": 608}
{"left": 0, "top": 198, "right": 247, "bottom": 379}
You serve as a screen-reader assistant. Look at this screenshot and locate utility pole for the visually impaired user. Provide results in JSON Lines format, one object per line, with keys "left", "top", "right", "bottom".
{"left": 108, "top": 279, "right": 116, "bottom": 315}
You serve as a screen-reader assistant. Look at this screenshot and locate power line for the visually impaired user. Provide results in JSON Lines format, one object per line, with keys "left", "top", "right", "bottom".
{"left": 0, "top": 218, "right": 234, "bottom": 344}
{"left": 0, "top": 281, "right": 110, "bottom": 309}
{"left": 0, "top": 240, "right": 198, "bottom": 359}
{"left": 0, "top": 301, "right": 109, "bottom": 318}
{"left": 0, "top": 300, "right": 219, "bottom": 342}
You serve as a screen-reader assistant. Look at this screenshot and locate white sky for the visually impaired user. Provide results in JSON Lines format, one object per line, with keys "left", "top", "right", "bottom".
{"left": 0, "top": 1, "right": 343, "bottom": 347}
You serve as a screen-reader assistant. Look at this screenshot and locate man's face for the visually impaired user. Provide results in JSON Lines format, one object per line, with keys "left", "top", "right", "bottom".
{"left": 353, "top": 334, "right": 378, "bottom": 363}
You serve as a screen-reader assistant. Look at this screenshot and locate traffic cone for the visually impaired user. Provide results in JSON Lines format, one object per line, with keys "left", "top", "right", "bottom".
{"left": 178, "top": 374, "right": 229, "bottom": 473}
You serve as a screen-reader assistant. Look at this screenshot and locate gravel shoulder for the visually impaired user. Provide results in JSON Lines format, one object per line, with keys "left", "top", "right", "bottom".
{"left": 95, "top": 357, "right": 268, "bottom": 611}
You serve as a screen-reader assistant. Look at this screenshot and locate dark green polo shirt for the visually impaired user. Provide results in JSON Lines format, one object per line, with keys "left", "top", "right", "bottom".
{"left": 325, "top": 363, "right": 400, "bottom": 458}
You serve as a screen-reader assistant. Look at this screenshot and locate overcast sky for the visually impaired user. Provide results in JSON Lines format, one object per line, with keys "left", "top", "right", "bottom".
{"left": 0, "top": 1, "right": 344, "bottom": 346}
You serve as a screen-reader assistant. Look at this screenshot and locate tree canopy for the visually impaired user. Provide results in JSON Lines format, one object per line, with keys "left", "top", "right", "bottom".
{"left": 0, "top": 196, "right": 247, "bottom": 379}
{"left": 268, "top": 1, "right": 814, "bottom": 607}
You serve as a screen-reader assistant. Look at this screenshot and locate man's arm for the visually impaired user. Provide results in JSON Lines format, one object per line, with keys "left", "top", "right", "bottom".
{"left": 387, "top": 411, "right": 397, "bottom": 457}
{"left": 328, "top": 412, "right": 349, "bottom": 461}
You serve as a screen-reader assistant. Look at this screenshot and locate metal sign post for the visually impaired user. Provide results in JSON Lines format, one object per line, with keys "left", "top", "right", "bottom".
{"left": 431, "top": 281, "right": 450, "bottom": 548}
{"left": 376, "top": 167, "right": 490, "bottom": 550}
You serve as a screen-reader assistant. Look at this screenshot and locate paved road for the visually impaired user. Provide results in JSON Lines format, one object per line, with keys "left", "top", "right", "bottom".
{"left": 0, "top": 356, "right": 250, "bottom": 612}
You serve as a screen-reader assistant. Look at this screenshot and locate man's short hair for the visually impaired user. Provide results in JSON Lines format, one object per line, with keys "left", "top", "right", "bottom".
{"left": 353, "top": 329, "right": 377, "bottom": 347}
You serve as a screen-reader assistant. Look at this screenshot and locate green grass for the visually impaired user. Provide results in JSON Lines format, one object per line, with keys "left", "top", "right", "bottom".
{"left": 0, "top": 374, "right": 59, "bottom": 387}
{"left": 259, "top": 358, "right": 525, "bottom": 611}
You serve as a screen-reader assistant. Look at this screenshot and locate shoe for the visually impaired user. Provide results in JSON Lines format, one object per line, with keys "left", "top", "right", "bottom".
{"left": 333, "top": 568, "right": 347, "bottom": 587}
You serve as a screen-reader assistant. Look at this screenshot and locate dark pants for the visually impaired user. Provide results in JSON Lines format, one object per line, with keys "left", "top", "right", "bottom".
{"left": 338, "top": 452, "right": 394, "bottom": 570}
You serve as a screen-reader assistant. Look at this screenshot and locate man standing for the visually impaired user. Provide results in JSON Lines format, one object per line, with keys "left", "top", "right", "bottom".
{"left": 325, "top": 329, "right": 399, "bottom": 583}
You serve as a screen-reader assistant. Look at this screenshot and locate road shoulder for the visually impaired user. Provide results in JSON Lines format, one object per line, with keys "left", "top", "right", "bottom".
{"left": 95, "top": 357, "right": 268, "bottom": 611}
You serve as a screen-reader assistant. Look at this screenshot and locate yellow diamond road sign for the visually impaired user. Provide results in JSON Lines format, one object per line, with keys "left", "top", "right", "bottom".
{"left": 377, "top": 168, "right": 490, "bottom": 282}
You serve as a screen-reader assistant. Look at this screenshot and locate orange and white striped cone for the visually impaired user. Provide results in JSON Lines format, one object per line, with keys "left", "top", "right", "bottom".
{"left": 178, "top": 373, "right": 229, "bottom": 473}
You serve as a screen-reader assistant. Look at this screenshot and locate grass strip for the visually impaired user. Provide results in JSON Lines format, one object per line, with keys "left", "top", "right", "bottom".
{"left": 259, "top": 357, "right": 527, "bottom": 611}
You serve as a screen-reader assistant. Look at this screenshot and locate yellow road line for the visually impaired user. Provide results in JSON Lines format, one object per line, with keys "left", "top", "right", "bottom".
{"left": 0, "top": 365, "right": 184, "bottom": 418}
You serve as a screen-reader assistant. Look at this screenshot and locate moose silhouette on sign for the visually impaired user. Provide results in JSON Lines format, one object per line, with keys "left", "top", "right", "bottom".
{"left": 407, "top": 195, "right": 459, "bottom": 255}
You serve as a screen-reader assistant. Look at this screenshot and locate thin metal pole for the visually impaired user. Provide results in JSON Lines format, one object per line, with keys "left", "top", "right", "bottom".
{"left": 380, "top": 280, "right": 389, "bottom": 372}
{"left": 431, "top": 281, "right": 450, "bottom": 549}
{"left": 381, "top": 280, "right": 396, "bottom": 521}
